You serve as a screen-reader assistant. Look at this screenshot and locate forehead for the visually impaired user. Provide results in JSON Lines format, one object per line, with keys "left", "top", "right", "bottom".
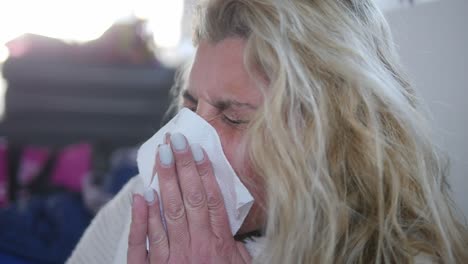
{"left": 188, "top": 38, "right": 263, "bottom": 106}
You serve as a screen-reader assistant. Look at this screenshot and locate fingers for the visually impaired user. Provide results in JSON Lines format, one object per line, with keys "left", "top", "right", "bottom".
{"left": 145, "top": 189, "right": 169, "bottom": 263}
{"left": 169, "top": 134, "right": 211, "bottom": 234}
{"left": 168, "top": 134, "right": 212, "bottom": 258}
{"left": 155, "top": 144, "right": 190, "bottom": 256}
{"left": 154, "top": 133, "right": 233, "bottom": 259}
{"left": 127, "top": 194, "right": 148, "bottom": 264}
{"left": 192, "top": 145, "right": 231, "bottom": 240}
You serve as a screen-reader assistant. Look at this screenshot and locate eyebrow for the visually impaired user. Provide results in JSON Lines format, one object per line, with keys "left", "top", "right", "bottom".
{"left": 183, "top": 90, "right": 257, "bottom": 110}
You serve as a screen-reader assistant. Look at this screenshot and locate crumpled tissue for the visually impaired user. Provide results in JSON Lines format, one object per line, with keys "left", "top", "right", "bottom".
{"left": 137, "top": 108, "right": 254, "bottom": 235}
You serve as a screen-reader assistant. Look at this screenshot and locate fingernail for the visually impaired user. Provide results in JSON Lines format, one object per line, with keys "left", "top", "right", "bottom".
{"left": 191, "top": 143, "right": 204, "bottom": 163}
{"left": 159, "top": 144, "right": 173, "bottom": 166}
{"left": 144, "top": 188, "right": 155, "bottom": 205}
{"left": 170, "top": 132, "right": 187, "bottom": 151}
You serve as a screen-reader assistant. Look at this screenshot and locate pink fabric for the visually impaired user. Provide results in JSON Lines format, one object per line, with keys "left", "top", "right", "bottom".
{"left": 51, "top": 143, "right": 92, "bottom": 192}
{"left": 0, "top": 140, "right": 9, "bottom": 207}
{"left": 18, "top": 146, "right": 51, "bottom": 186}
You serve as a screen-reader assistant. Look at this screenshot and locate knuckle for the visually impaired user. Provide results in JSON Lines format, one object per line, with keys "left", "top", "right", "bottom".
{"left": 131, "top": 212, "right": 145, "bottom": 224}
{"left": 197, "top": 163, "right": 211, "bottom": 177}
{"left": 178, "top": 155, "right": 193, "bottom": 168}
{"left": 185, "top": 189, "right": 206, "bottom": 209}
{"left": 193, "top": 246, "right": 211, "bottom": 261}
{"left": 149, "top": 231, "right": 166, "bottom": 246}
{"left": 159, "top": 169, "right": 175, "bottom": 181}
{"left": 149, "top": 248, "right": 169, "bottom": 263}
{"left": 207, "top": 193, "right": 224, "bottom": 209}
{"left": 165, "top": 201, "right": 186, "bottom": 221}
{"left": 128, "top": 233, "right": 143, "bottom": 247}
{"left": 214, "top": 237, "right": 233, "bottom": 257}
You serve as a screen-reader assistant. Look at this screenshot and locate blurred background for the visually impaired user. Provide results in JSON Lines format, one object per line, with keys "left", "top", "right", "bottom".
{"left": 0, "top": 0, "right": 466, "bottom": 263}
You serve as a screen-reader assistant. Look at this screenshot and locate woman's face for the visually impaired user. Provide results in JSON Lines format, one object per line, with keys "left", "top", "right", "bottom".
{"left": 183, "top": 37, "right": 266, "bottom": 234}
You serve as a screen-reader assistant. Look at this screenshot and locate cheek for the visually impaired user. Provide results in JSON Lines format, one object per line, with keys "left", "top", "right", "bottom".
{"left": 215, "top": 125, "right": 248, "bottom": 178}
{"left": 215, "top": 125, "right": 267, "bottom": 232}
{"left": 216, "top": 126, "right": 264, "bottom": 202}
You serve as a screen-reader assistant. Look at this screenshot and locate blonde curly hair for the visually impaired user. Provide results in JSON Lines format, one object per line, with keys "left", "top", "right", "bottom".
{"left": 173, "top": 0, "right": 468, "bottom": 263}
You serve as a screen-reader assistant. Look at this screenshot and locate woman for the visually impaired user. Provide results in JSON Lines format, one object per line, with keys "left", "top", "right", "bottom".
{"left": 67, "top": 0, "right": 468, "bottom": 263}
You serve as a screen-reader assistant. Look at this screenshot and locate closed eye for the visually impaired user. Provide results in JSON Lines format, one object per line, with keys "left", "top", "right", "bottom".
{"left": 222, "top": 115, "right": 249, "bottom": 125}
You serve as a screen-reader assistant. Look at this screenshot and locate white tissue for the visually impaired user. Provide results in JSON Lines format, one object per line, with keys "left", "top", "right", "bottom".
{"left": 137, "top": 108, "right": 254, "bottom": 235}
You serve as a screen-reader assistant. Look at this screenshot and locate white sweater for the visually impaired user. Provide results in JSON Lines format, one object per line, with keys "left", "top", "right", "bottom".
{"left": 67, "top": 176, "right": 142, "bottom": 264}
{"left": 66, "top": 176, "right": 433, "bottom": 264}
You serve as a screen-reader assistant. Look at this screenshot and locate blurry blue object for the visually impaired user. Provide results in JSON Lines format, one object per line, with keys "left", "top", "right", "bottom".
{"left": 103, "top": 164, "right": 138, "bottom": 195}
{"left": 0, "top": 252, "right": 36, "bottom": 264}
{"left": 0, "top": 148, "right": 138, "bottom": 263}
{"left": 81, "top": 147, "right": 138, "bottom": 215}
{"left": 0, "top": 193, "right": 92, "bottom": 264}
{"left": 102, "top": 147, "right": 138, "bottom": 195}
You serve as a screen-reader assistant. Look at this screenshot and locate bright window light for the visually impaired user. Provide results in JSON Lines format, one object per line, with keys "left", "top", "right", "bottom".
{"left": 134, "top": 0, "right": 184, "bottom": 48}
{"left": 0, "top": 0, "right": 184, "bottom": 62}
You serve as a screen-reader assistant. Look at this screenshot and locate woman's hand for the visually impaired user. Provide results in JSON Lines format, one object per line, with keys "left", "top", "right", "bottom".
{"left": 127, "top": 133, "right": 252, "bottom": 263}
